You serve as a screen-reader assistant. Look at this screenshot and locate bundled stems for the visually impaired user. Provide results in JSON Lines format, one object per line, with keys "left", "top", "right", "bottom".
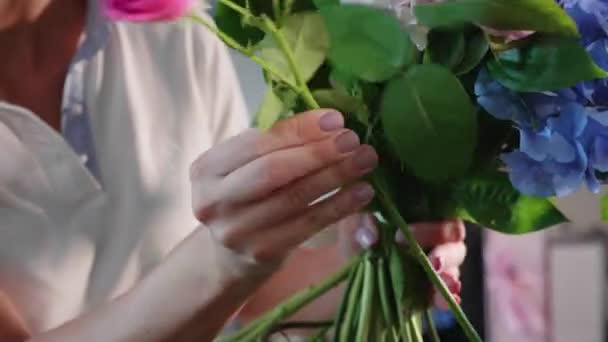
{"left": 198, "top": 0, "right": 481, "bottom": 340}
{"left": 219, "top": 256, "right": 360, "bottom": 342}
{"left": 373, "top": 174, "right": 482, "bottom": 342}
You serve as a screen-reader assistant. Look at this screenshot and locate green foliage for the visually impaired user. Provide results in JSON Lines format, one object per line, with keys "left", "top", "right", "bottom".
{"left": 424, "top": 28, "right": 466, "bottom": 69}
{"left": 487, "top": 35, "right": 608, "bottom": 92}
{"left": 320, "top": 5, "right": 407, "bottom": 82}
{"left": 257, "top": 12, "right": 329, "bottom": 83}
{"left": 454, "top": 27, "right": 490, "bottom": 75}
{"left": 214, "top": 0, "right": 318, "bottom": 46}
{"left": 415, "top": 0, "right": 579, "bottom": 37}
{"left": 214, "top": 0, "right": 268, "bottom": 46}
{"left": 453, "top": 172, "right": 567, "bottom": 234}
{"left": 380, "top": 64, "right": 477, "bottom": 182}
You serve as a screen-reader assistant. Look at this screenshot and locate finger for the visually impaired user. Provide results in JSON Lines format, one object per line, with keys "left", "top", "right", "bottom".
{"left": 192, "top": 110, "right": 344, "bottom": 177}
{"left": 247, "top": 182, "right": 375, "bottom": 262}
{"left": 432, "top": 272, "right": 462, "bottom": 309}
{"left": 443, "top": 266, "right": 461, "bottom": 281}
{"left": 218, "top": 145, "right": 377, "bottom": 247}
{"left": 428, "top": 242, "right": 467, "bottom": 272}
{"left": 399, "top": 219, "right": 465, "bottom": 249}
{"left": 221, "top": 131, "right": 364, "bottom": 203}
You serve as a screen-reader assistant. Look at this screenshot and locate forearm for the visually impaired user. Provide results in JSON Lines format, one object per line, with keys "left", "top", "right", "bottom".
{"left": 239, "top": 244, "right": 347, "bottom": 323}
{"left": 28, "top": 228, "right": 266, "bottom": 342}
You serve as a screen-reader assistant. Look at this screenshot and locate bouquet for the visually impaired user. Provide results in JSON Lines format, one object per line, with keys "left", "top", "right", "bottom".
{"left": 106, "top": 0, "right": 608, "bottom": 340}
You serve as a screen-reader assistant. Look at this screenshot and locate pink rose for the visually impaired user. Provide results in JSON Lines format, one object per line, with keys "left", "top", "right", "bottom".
{"left": 102, "top": 0, "right": 195, "bottom": 21}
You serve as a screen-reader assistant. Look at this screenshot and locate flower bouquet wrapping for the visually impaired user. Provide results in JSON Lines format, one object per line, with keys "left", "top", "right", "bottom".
{"left": 106, "top": 0, "right": 608, "bottom": 340}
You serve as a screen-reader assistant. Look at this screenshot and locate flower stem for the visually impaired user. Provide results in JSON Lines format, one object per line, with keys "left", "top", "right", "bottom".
{"left": 372, "top": 174, "right": 482, "bottom": 342}
{"left": 425, "top": 309, "right": 442, "bottom": 342}
{"left": 261, "top": 16, "right": 320, "bottom": 109}
{"left": 219, "top": 256, "right": 360, "bottom": 342}
{"left": 188, "top": 14, "right": 300, "bottom": 95}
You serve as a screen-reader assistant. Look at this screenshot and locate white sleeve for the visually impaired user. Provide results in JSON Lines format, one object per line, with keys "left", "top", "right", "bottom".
{"left": 191, "top": 15, "right": 251, "bottom": 143}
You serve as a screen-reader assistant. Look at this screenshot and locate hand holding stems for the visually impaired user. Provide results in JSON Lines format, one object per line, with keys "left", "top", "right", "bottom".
{"left": 340, "top": 215, "right": 466, "bottom": 309}
{"left": 190, "top": 110, "right": 378, "bottom": 280}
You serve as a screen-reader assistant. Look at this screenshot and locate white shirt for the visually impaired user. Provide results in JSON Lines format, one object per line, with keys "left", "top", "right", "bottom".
{"left": 0, "top": 4, "right": 248, "bottom": 333}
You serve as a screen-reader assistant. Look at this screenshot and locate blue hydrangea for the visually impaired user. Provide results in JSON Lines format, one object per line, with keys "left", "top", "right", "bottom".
{"left": 561, "top": 0, "right": 608, "bottom": 105}
{"left": 475, "top": 69, "right": 601, "bottom": 196}
{"left": 472, "top": 1, "right": 608, "bottom": 197}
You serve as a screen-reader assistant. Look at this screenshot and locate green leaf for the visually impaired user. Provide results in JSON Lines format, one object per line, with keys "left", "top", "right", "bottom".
{"left": 487, "top": 36, "right": 608, "bottom": 92}
{"left": 380, "top": 64, "right": 477, "bottom": 182}
{"left": 255, "top": 89, "right": 288, "bottom": 130}
{"left": 414, "top": 0, "right": 578, "bottom": 37}
{"left": 453, "top": 172, "right": 568, "bottom": 234}
{"left": 313, "top": 89, "right": 369, "bottom": 124}
{"left": 601, "top": 193, "right": 608, "bottom": 222}
{"left": 454, "top": 28, "right": 490, "bottom": 75}
{"left": 321, "top": 5, "right": 406, "bottom": 82}
{"left": 424, "top": 29, "right": 466, "bottom": 69}
{"left": 257, "top": 12, "right": 329, "bottom": 83}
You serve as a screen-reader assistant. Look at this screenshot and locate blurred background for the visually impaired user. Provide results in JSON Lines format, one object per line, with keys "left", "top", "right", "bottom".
{"left": 229, "top": 51, "right": 608, "bottom": 342}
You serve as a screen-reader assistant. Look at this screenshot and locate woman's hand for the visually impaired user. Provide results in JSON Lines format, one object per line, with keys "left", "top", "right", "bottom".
{"left": 189, "top": 109, "right": 378, "bottom": 280}
{"left": 339, "top": 215, "right": 467, "bottom": 309}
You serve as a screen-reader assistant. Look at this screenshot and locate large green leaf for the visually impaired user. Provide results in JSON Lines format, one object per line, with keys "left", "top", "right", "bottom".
{"left": 380, "top": 64, "right": 477, "bottom": 181}
{"left": 487, "top": 36, "right": 608, "bottom": 92}
{"left": 257, "top": 12, "right": 329, "bottom": 83}
{"left": 320, "top": 5, "right": 406, "bottom": 82}
{"left": 414, "top": 0, "right": 578, "bottom": 37}
{"left": 453, "top": 172, "right": 567, "bottom": 234}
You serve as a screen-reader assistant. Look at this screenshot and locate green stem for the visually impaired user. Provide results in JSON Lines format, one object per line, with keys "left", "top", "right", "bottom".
{"left": 220, "top": 256, "right": 360, "bottom": 342}
{"left": 262, "top": 16, "right": 320, "bottom": 109}
{"left": 188, "top": 14, "right": 300, "bottom": 95}
{"left": 355, "top": 258, "right": 375, "bottom": 342}
{"left": 217, "top": 0, "right": 250, "bottom": 17}
{"left": 338, "top": 260, "right": 365, "bottom": 342}
{"left": 372, "top": 174, "right": 482, "bottom": 342}
{"left": 425, "top": 309, "right": 441, "bottom": 342}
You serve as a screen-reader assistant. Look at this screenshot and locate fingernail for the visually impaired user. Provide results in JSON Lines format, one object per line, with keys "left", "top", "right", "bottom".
{"left": 430, "top": 255, "right": 444, "bottom": 272}
{"left": 319, "top": 111, "right": 344, "bottom": 131}
{"left": 356, "top": 227, "right": 377, "bottom": 249}
{"left": 353, "top": 146, "right": 378, "bottom": 171}
{"left": 335, "top": 131, "right": 360, "bottom": 153}
{"left": 353, "top": 184, "right": 375, "bottom": 203}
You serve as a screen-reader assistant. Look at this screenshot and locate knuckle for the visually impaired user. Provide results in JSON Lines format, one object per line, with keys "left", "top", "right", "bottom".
{"left": 192, "top": 196, "right": 214, "bottom": 222}
{"left": 215, "top": 225, "right": 242, "bottom": 251}
{"left": 251, "top": 244, "right": 283, "bottom": 264}
{"left": 189, "top": 153, "right": 210, "bottom": 181}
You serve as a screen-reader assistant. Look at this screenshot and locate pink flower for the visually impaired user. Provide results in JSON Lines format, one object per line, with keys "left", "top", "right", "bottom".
{"left": 102, "top": 0, "right": 195, "bottom": 21}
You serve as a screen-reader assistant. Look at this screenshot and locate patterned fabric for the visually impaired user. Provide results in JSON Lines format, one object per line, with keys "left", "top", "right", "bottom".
{"left": 60, "top": 2, "right": 110, "bottom": 182}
